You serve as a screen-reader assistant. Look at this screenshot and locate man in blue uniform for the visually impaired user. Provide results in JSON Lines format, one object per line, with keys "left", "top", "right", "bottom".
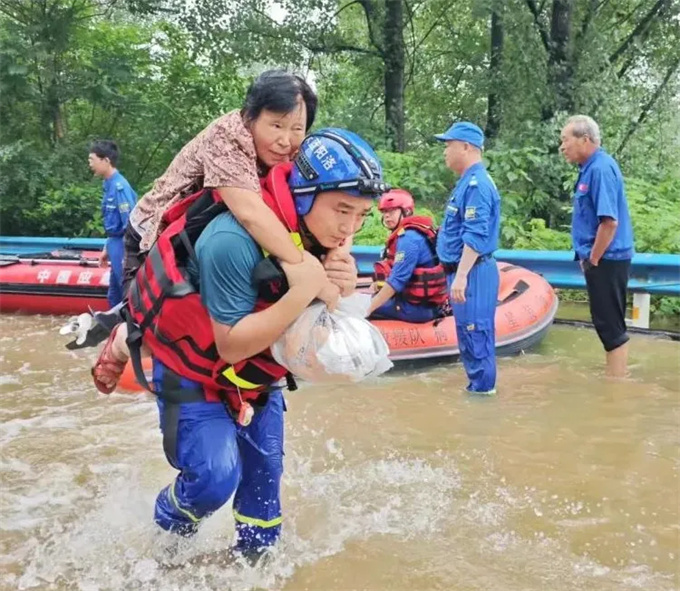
{"left": 368, "top": 189, "right": 447, "bottom": 323}
{"left": 88, "top": 140, "right": 137, "bottom": 307}
{"left": 560, "top": 115, "right": 635, "bottom": 377}
{"left": 435, "top": 122, "right": 501, "bottom": 395}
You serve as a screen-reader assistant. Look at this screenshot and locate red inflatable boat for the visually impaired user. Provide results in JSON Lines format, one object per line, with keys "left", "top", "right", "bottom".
{"left": 0, "top": 251, "right": 557, "bottom": 373}
{"left": 0, "top": 251, "right": 110, "bottom": 315}
{"left": 365, "top": 262, "right": 558, "bottom": 360}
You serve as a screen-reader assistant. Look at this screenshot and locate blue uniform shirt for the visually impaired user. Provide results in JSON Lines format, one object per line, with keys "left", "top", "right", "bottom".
{"left": 387, "top": 229, "right": 437, "bottom": 293}
{"left": 572, "top": 148, "right": 634, "bottom": 261}
{"left": 102, "top": 170, "right": 137, "bottom": 237}
{"left": 436, "top": 162, "right": 501, "bottom": 263}
{"left": 188, "top": 212, "right": 262, "bottom": 326}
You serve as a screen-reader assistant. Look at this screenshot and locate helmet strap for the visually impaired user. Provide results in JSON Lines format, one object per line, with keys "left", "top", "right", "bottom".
{"left": 298, "top": 217, "right": 329, "bottom": 259}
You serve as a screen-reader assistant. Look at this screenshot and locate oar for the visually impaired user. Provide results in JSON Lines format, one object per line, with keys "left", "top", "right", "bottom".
{"left": 0, "top": 254, "right": 100, "bottom": 267}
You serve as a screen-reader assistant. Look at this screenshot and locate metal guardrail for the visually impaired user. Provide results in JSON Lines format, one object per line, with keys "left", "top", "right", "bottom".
{"left": 352, "top": 246, "right": 680, "bottom": 296}
{"left": 2, "top": 237, "right": 678, "bottom": 327}
{"left": 352, "top": 246, "right": 680, "bottom": 329}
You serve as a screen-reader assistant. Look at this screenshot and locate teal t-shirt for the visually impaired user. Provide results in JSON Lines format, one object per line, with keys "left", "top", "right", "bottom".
{"left": 187, "top": 211, "right": 263, "bottom": 325}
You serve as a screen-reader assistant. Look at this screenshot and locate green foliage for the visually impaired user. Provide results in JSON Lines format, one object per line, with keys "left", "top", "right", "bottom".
{"left": 376, "top": 147, "right": 452, "bottom": 208}
{"left": 0, "top": 139, "right": 95, "bottom": 235}
{"left": 0, "top": 8, "right": 247, "bottom": 236}
{"left": 652, "top": 296, "right": 680, "bottom": 320}
{"left": 508, "top": 218, "right": 572, "bottom": 251}
{"left": 625, "top": 177, "right": 680, "bottom": 255}
{"left": 24, "top": 183, "right": 103, "bottom": 237}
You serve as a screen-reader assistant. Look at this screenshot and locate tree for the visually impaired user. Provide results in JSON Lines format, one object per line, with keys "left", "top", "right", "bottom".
{"left": 0, "top": 6, "right": 247, "bottom": 235}
{"left": 156, "top": 0, "right": 457, "bottom": 152}
{"left": 486, "top": 2, "right": 504, "bottom": 142}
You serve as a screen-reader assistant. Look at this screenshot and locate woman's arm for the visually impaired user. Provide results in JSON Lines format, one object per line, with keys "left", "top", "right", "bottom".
{"left": 217, "top": 186, "right": 303, "bottom": 265}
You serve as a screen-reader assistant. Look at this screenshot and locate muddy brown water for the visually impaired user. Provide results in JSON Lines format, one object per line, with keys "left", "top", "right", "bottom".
{"left": 0, "top": 313, "right": 678, "bottom": 591}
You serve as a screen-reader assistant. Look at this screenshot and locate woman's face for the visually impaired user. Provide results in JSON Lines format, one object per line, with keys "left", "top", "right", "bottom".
{"left": 249, "top": 99, "right": 307, "bottom": 169}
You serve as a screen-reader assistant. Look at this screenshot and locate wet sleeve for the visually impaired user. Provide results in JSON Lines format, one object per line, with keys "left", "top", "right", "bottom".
{"left": 589, "top": 167, "right": 618, "bottom": 221}
{"left": 202, "top": 120, "right": 261, "bottom": 195}
{"left": 198, "top": 230, "right": 261, "bottom": 326}
{"left": 387, "top": 232, "right": 420, "bottom": 293}
{"left": 461, "top": 185, "right": 492, "bottom": 252}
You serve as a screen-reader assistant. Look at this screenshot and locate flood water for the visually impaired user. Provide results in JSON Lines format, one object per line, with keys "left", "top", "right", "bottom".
{"left": 1, "top": 314, "right": 678, "bottom": 591}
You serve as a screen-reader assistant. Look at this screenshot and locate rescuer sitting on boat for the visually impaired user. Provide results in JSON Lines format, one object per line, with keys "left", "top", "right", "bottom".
{"left": 367, "top": 189, "right": 448, "bottom": 323}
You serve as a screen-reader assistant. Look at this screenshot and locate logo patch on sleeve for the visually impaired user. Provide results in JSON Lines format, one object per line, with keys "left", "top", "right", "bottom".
{"left": 464, "top": 206, "right": 476, "bottom": 220}
{"left": 394, "top": 251, "right": 405, "bottom": 262}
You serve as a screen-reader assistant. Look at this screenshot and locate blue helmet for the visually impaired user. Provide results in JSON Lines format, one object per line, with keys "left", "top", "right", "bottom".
{"left": 290, "top": 128, "right": 388, "bottom": 216}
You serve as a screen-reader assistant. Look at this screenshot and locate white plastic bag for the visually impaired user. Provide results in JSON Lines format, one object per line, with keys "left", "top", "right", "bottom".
{"left": 271, "top": 293, "right": 393, "bottom": 384}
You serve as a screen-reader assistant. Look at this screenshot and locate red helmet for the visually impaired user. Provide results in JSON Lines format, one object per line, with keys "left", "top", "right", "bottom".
{"left": 377, "top": 189, "right": 414, "bottom": 212}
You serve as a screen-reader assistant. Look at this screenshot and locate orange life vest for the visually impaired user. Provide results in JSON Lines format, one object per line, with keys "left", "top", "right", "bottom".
{"left": 372, "top": 216, "right": 448, "bottom": 307}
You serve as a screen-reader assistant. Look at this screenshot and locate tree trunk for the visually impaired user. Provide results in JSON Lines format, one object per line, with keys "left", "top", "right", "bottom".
{"left": 486, "top": 7, "right": 504, "bottom": 142}
{"left": 48, "top": 85, "right": 66, "bottom": 143}
{"left": 543, "top": 0, "right": 574, "bottom": 121}
{"left": 52, "top": 103, "right": 66, "bottom": 143}
{"left": 617, "top": 55, "right": 680, "bottom": 155}
{"left": 383, "top": 0, "right": 405, "bottom": 152}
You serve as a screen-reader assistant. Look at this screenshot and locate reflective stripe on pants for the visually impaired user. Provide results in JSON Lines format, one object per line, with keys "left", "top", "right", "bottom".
{"left": 153, "top": 366, "right": 284, "bottom": 550}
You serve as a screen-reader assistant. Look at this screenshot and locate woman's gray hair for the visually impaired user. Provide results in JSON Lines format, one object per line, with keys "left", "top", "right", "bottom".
{"left": 566, "top": 115, "right": 601, "bottom": 146}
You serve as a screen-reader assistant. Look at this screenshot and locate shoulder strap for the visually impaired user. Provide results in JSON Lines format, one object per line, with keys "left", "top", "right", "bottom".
{"left": 123, "top": 306, "right": 152, "bottom": 393}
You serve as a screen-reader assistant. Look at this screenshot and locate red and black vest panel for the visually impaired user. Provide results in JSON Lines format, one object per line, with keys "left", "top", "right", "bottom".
{"left": 372, "top": 217, "right": 448, "bottom": 307}
{"left": 128, "top": 163, "right": 302, "bottom": 410}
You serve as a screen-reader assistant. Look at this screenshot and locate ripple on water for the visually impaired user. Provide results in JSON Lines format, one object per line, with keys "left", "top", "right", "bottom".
{"left": 1, "top": 317, "right": 678, "bottom": 590}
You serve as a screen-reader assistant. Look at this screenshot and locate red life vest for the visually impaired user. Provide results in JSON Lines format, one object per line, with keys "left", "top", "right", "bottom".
{"left": 372, "top": 216, "right": 448, "bottom": 307}
{"left": 126, "top": 162, "right": 304, "bottom": 411}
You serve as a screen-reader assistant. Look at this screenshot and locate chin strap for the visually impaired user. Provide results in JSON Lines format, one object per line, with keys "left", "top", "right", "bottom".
{"left": 298, "top": 217, "right": 329, "bottom": 260}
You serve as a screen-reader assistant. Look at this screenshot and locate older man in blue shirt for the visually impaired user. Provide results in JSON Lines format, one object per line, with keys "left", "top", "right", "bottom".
{"left": 560, "top": 115, "right": 635, "bottom": 377}
{"left": 88, "top": 140, "right": 138, "bottom": 307}
{"left": 435, "top": 122, "right": 501, "bottom": 395}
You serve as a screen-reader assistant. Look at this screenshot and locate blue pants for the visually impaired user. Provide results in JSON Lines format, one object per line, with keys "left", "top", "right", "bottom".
{"left": 447, "top": 258, "right": 499, "bottom": 394}
{"left": 106, "top": 236, "right": 125, "bottom": 307}
{"left": 152, "top": 363, "right": 284, "bottom": 551}
{"left": 371, "top": 298, "right": 437, "bottom": 323}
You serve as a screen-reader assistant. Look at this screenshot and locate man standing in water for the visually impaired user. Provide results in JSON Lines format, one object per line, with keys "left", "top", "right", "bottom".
{"left": 435, "top": 122, "right": 501, "bottom": 395}
{"left": 88, "top": 140, "right": 137, "bottom": 307}
{"left": 117, "top": 129, "right": 385, "bottom": 562}
{"left": 560, "top": 115, "right": 635, "bottom": 377}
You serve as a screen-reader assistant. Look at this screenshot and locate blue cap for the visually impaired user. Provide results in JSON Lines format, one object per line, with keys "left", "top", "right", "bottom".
{"left": 434, "top": 121, "right": 485, "bottom": 149}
